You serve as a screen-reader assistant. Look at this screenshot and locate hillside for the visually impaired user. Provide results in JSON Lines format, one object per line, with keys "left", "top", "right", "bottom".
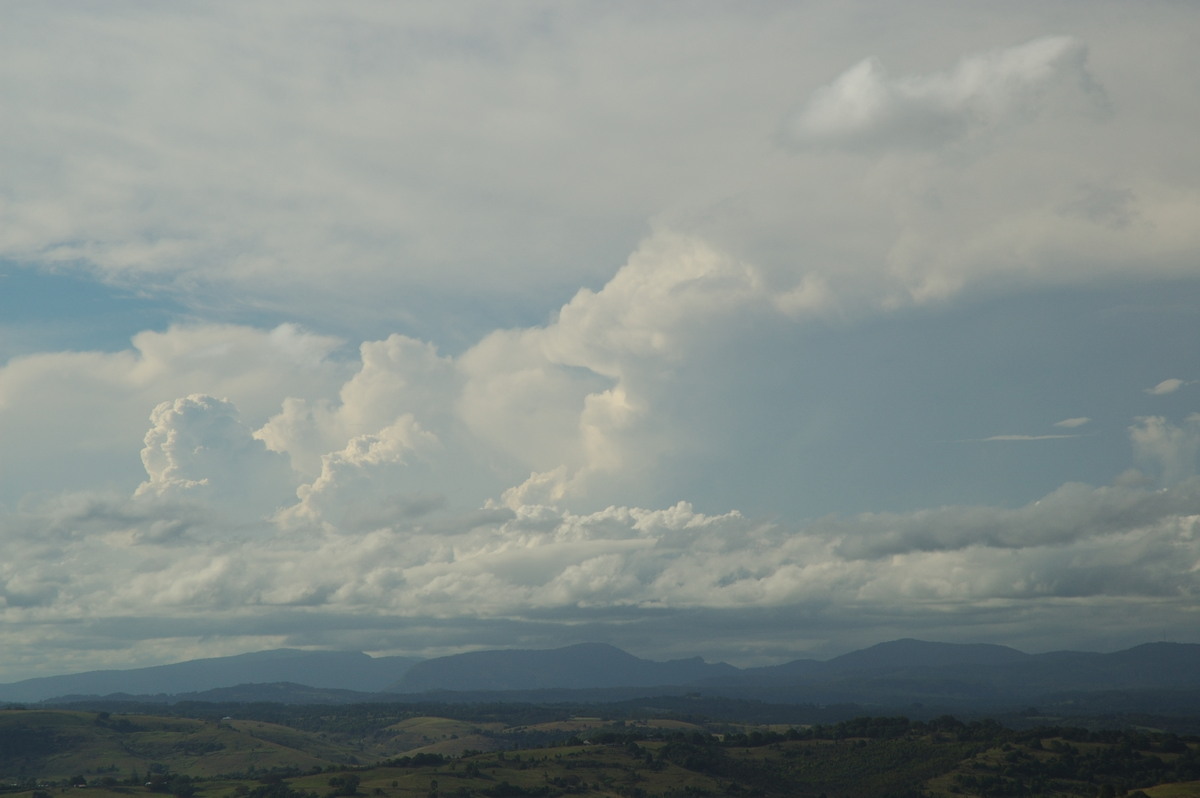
{"left": 0, "top": 709, "right": 359, "bottom": 780}
{"left": 6, "top": 640, "right": 1200, "bottom": 717}
{"left": 2, "top": 709, "right": 1199, "bottom": 798}
{"left": 392, "top": 642, "right": 738, "bottom": 692}
{"left": 0, "top": 650, "right": 418, "bottom": 704}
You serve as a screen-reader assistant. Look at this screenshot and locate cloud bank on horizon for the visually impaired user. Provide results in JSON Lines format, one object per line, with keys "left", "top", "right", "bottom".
{"left": 1, "top": 2, "right": 1199, "bottom": 680}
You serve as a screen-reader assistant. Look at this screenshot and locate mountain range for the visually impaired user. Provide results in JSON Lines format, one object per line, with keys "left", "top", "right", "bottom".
{"left": 4, "top": 639, "right": 1200, "bottom": 712}
{"left": 0, "top": 648, "right": 417, "bottom": 703}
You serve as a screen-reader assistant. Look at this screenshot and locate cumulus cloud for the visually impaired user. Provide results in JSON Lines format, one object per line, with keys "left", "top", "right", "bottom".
{"left": 1, "top": 468, "right": 1197, "bottom": 673}
{"left": 454, "top": 232, "right": 779, "bottom": 504}
{"left": 0, "top": 323, "right": 346, "bottom": 506}
{"left": 135, "top": 394, "right": 295, "bottom": 516}
{"left": 785, "top": 36, "right": 1101, "bottom": 151}
{"left": 2, "top": 4, "right": 1200, "bottom": 677}
{"left": 975, "top": 434, "right": 1080, "bottom": 442}
{"left": 256, "top": 334, "right": 457, "bottom": 479}
{"left": 278, "top": 416, "right": 441, "bottom": 531}
{"left": 812, "top": 478, "right": 1200, "bottom": 560}
{"left": 1146, "top": 378, "right": 1189, "bottom": 395}
{"left": 1130, "top": 414, "right": 1200, "bottom": 486}
{"left": 198, "top": 232, "right": 789, "bottom": 524}
{"left": 5, "top": 386, "right": 1198, "bottom": 669}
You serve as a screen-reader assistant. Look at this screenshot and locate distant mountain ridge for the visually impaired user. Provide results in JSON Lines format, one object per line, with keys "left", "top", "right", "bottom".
{"left": 0, "top": 648, "right": 418, "bottom": 703}
{"left": 718, "top": 638, "right": 1030, "bottom": 687}
{"left": 4, "top": 639, "right": 1200, "bottom": 709}
{"left": 387, "top": 639, "right": 1200, "bottom": 706}
{"left": 392, "top": 642, "right": 738, "bottom": 692}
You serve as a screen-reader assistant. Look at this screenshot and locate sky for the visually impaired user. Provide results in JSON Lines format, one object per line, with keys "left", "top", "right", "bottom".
{"left": 1, "top": 1, "right": 1199, "bottom": 682}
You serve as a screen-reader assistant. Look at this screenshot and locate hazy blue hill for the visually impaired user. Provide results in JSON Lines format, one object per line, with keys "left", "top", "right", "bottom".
{"left": 709, "top": 639, "right": 1027, "bottom": 688}
{"left": 0, "top": 649, "right": 418, "bottom": 703}
{"left": 392, "top": 642, "right": 738, "bottom": 692}
{"left": 169, "top": 681, "right": 385, "bottom": 704}
{"left": 822, "top": 638, "right": 1030, "bottom": 673}
{"left": 686, "top": 639, "right": 1200, "bottom": 710}
{"left": 703, "top": 657, "right": 823, "bottom": 687}
{"left": 5, "top": 640, "right": 1200, "bottom": 709}
{"left": 701, "top": 641, "right": 1200, "bottom": 710}
{"left": 984, "top": 642, "right": 1200, "bottom": 694}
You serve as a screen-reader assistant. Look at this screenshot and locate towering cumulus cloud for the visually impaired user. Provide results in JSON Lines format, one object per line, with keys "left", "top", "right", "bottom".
{"left": 137, "top": 394, "right": 296, "bottom": 515}
{"left": 0, "top": 4, "right": 1198, "bottom": 677}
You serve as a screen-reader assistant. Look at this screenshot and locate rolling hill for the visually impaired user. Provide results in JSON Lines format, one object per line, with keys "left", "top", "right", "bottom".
{"left": 5, "top": 639, "right": 1200, "bottom": 716}
{"left": 391, "top": 642, "right": 738, "bottom": 692}
{"left": 0, "top": 649, "right": 417, "bottom": 704}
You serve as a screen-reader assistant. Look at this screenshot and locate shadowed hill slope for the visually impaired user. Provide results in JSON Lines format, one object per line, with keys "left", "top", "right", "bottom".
{"left": 392, "top": 642, "right": 738, "bottom": 692}
{"left": 0, "top": 649, "right": 417, "bottom": 704}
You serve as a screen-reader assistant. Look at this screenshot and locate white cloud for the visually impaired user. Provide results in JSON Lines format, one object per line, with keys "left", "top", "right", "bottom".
{"left": 1146, "top": 378, "right": 1188, "bottom": 395}
{"left": 278, "top": 416, "right": 441, "bottom": 531}
{"left": 0, "top": 324, "right": 346, "bottom": 505}
{"left": 5, "top": 405, "right": 1198, "bottom": 672}
{"left": 1130, "top": 414, "right": 1200, "bottom": 486}
{"left": 5, "top": 7, "right": 1195, "bottom": 337}
{"left": 2, "top": 3, "right": 1200, "bottom": 676}
{"left": 0, "top": 469, "right": 1197, "bottom": 675}
{"left": 256, "top": 334, "right": 458, "bottom": 479}
{"left": 135, "top": 394, "right": 295, "bottom": 517}
{"left": 457, "top": 231, "right": 779, "bottom": 504}
{"left": 812, "top": 477, "right": 1200, "bottom": 560}
{"left": 975, "top": 434, "right": 1080, "bottom": 442}
{"left": 785, "top": 36, "right": 1100, "bottom": 151}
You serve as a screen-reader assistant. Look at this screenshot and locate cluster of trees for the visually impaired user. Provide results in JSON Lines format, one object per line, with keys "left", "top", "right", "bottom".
{"left": 949, "top": 734, "right": 1200, "bottom": 796}
{"left": 544, "top": 715, "right": 1200, "bottom": 797}
{"left": 381, "top": 753, "right": 447, "bottom": 769}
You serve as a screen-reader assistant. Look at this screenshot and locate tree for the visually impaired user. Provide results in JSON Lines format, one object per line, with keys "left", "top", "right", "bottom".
{"left": 328, "top": 775, "right": 360, "bottom": 796}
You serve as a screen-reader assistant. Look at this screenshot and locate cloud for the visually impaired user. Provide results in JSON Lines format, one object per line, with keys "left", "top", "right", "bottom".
{"left": 1130, "top": 414, "right": 1200, "bottom": 486}
{"left": 3, "top": 398, "right": 1198, "bottom": 669}
{"left": 2, "top": 4, "right": 1200, "bottom": 677}
{"left": 1, "top": 467, "right": 1197, "bottom": 673}
{"left": 812, "top": 477, "right": 1200, "bottom": 560}
{"left": 6, "top": 6, "right": 1193, "bottom": 342}
{"left": 256, "top": 334, "right": 458, "bottom": 480}
{"left": 0, "top": 3, "right": 824, "bottom": 335}
{"left": 974, "top": 434, "right": 1081, "bottom": 442}
{"left": 456, "top": 231, "right": 779, "bottom": 504}
{"left": 785, "top": 36, "right": 1101, "bottom": 151}
{"left": 135, "top": 394, "right": 295, "bottom": 517}
{"left": 278, "top": 416, "right": 442, "bottom": 531}
{"left": 1146, "top": 378, "right": 1189, "bottom": 395}
{"left": 0, "top": 323, "right": 346, "bottom": 506}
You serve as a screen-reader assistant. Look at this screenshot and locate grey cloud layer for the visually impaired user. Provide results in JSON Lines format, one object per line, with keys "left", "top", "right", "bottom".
{"left": 785, "top": 36, "right": 1101, "bottom": 151}
{"left": 3, "top": 5, "right": 1199, "bottom": 333}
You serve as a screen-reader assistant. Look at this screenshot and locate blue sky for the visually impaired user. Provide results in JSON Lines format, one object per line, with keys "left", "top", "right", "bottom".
{"left": 1, "top": 1, "right": 1199, "bottom": 681}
